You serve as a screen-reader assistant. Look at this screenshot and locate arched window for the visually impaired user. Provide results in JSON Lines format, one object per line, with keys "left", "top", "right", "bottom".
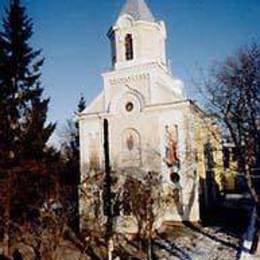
{"left": 125, "top": 34, "right": 134, "bottom": 60}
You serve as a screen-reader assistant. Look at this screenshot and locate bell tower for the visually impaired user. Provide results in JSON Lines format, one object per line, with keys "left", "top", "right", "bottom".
{"left": 108, "top": 0, "right": 167, "bottom": 70}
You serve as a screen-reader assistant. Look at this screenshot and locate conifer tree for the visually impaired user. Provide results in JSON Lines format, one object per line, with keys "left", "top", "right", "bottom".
{"left": 0, "top": 0, "right": 55, "bottom": 164}
{"left": 0, "top": 2, "right": 59, "bottom": 253}
{"left": 61, "top": 94, "right": 86, "bottom": 231}
{"left": 63, "top": 94, "right": 86, "bottom": 166}
{"left": 78, "top": 94, "right": 86, "bottom": 114}
{"left": 74, "top": 94, "right": 86, "bottom": 155}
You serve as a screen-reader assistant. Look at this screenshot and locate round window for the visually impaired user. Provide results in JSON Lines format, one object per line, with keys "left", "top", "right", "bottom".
{"left": 125, "top": 102, "right": 134, "bottom": 112}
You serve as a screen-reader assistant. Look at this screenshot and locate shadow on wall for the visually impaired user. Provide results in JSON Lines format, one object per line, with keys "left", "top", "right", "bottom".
{"left": 199, "top": 174, "right": 220, "bottom": 223}
{"left": 171, "top": 171, "right": 198, "bottom": 222}
{"left": 199, "top": 141, "right": 222, "bottom": 223}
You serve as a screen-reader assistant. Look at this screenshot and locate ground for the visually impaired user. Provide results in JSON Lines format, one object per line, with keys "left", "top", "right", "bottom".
{"left": 0, "top": 225, "right": 247, "bottom": 260}
{"left": 0, "top": 222, "right": 245, "bottom": 260}
{"left": 112, "top": 206, "right": 248, "bottom": 259}
{"left": 155, "top": 224, "right": 242, "bottom": 260}
{"left": 0, "top": 206, "right": 251, "bottom": 259}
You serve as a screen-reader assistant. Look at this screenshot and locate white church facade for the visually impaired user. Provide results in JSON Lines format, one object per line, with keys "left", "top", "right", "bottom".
{"left": 79, "top": 0, "right": 222, "bottom": 228}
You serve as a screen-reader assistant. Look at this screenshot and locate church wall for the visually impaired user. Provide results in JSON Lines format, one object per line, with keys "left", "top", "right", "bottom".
{"left": 136, "top": 23, "right": 166, "bottom": 64}
{"left": 103, "top": 67, "right": 153, "bottom": 111}
{"left": 149, "top": 66, "right": 185, "bottom": 104}
{"left": 79, "top": 117, "right": 103, "bottom": 177}
{"left": 79, "top": 101, "right": 219, "bottom": 223}
{"left": 153, "top": 82, "right": 179, "bottom": 104}
{"left": 106, "top": 75, "right": 150, "bottom": 110}
{"left": 155, "top": 103, "right": 201, "bottom": 222}
{"left": 187, "top": 105, "right": 224, "bottom": 213}
{"left": 103, "top": 63, "right": 185, "bottom": 113}
{"left": 108, "top": 111, "right": 161, "bottom": 172}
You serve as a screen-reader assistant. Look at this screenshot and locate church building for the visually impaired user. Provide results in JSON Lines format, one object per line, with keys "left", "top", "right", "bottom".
{"left": 79, "top": 0, "right": 222, "bottom": 228}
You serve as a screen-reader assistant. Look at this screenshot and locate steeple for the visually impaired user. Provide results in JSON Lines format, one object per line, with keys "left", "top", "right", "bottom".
{"left": 119, "top": 0, "right": 155, "bottom": 23}
{"left": 108, "top": 0, "right": 167, "bottom": 70}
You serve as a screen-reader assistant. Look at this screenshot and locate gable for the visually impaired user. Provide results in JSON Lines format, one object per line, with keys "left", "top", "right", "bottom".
{"left": 81, "top": 91, "right": 105, "bottom": 115}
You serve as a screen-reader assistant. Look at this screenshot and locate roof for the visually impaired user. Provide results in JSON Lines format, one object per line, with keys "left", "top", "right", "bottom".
{"left": 119, "top": 0, "right": 156, "bottom": 23}
{"left": 80, "top": 91, "right": 104, "bottom": 115}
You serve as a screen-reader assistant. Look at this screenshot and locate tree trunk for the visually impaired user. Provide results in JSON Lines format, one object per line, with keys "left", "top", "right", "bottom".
{"left": 245, "top": 164, "right": 260, "bottom": 253}
{"left": 103, "top": 119, "right": 113, "bottom": 260}
{"left": 147, "top": 237, "right": 153, "bottom": 260}
{"left": 3, "top": 171, "right": 11, "bottom": 257}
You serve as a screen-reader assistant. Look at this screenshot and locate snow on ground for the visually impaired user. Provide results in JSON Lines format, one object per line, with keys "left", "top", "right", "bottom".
{"left": 155, "top": 224, "right": 243, "bottom": 260}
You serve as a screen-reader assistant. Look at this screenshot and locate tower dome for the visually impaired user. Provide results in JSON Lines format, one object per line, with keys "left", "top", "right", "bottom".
{"left": 119, "top": 0, "right": 155, "bottom": 22}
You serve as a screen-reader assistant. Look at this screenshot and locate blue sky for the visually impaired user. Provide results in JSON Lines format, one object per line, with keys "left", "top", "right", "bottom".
{"left": 0, "top": 0, "right": 259, "bottom": 144}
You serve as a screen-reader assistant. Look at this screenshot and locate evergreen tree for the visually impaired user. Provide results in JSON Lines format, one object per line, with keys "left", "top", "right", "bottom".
{"left": 60, "top": 94, "right": 85, "bottom": 231}
{"left": 0, "top": 0, "right": 55, "bottom": 164}
{"left": 78, "top": 94, "right": 86, "bottom": 114}
{"left": 63, "top": 94, "right": 86, "bottom": 166}
{"left": 74, "top": 94, "right": 86, "bottom": 156}
{"left": 0, "top": 1, "right": 58, "bottom": 239}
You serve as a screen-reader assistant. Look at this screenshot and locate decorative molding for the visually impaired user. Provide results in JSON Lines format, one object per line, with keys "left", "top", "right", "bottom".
{"left": 109, "top": 72, "right": 150, "bottom": 85}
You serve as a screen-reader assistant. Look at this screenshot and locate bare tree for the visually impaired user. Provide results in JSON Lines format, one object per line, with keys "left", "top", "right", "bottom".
{"left": 123, "top": 172, "right": 163, "bottom": 260}
{"left": 201, "top": 42, "right": 260, "bottom": 247}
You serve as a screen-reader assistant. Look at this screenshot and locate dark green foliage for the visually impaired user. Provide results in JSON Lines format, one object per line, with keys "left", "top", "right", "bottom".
{"left": 0, "top": 0, "right": 55, "bottom": 163}
{"left": 61, "top": 94, "right": 86, "bottom": 232}
{"left": 63, "top": 94, "right": 86, "bottom": 167}
{"left": 78, "top": 94, "right": 86, "bottom": 114}
{"left": 0, "top": 1, "right": 58, "bottom": 241}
